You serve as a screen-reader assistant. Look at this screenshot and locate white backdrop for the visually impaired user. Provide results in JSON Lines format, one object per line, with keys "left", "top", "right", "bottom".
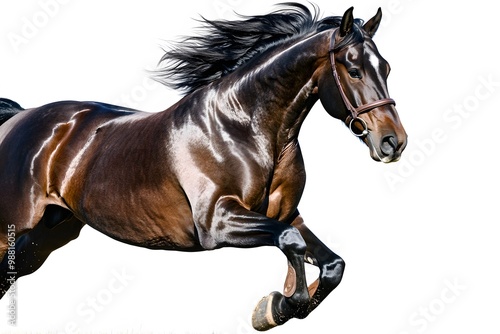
{"left": 1, "top": 1, "right": 499, "bottom": 333}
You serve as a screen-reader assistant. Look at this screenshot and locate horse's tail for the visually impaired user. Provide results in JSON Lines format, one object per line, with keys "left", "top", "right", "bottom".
{"left": 0, "top": 98, "right": 24, "bottom": 126}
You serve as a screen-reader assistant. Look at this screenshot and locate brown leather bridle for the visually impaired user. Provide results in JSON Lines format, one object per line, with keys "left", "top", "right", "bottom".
{"left": 329, "top": 30, "right": 396, "bottom": 137}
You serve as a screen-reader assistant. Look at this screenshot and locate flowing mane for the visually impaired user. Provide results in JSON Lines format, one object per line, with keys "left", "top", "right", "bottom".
{"left": 155, "top": 3, "right": 365, "bottom": 95}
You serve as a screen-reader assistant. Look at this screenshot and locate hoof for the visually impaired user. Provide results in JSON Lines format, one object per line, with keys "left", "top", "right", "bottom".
{"left": 252, "top": 291, "right": 281, "bottom": 331}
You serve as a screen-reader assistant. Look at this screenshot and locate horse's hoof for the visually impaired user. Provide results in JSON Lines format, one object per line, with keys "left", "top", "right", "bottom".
{"left": 252, "top": 291, "right": 280, "bottom": 331}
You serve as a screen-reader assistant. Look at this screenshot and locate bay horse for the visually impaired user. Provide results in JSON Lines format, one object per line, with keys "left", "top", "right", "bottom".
{"left": 0, "top": 4, "right": 407, "bottom": 330}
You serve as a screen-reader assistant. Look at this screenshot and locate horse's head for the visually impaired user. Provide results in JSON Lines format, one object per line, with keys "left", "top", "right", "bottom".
{"left": 317, "top": 7, "right": 407, "bottom": 163}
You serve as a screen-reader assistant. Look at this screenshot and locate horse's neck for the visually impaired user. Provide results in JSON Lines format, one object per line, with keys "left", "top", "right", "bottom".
{"left": 220, "top": 30, "right": 331, "bottom": 151}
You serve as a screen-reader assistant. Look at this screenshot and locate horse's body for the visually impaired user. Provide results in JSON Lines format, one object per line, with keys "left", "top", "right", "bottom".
{"left": 0, "top": 5, "right": 406, "bottom": 330}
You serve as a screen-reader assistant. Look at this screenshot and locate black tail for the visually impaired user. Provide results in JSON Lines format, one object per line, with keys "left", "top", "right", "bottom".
{"left": 0, "top": 98, "right": 24, "bottom": 126}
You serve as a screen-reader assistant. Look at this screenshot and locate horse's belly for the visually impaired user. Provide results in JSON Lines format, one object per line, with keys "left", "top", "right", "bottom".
{"left": 84, "top": 201, "right": 203, "bottom": 252}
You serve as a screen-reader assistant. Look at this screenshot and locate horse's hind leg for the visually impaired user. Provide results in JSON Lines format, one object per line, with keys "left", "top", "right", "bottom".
{"left": 0, "top": 205, "right": 84, "bottom": 299}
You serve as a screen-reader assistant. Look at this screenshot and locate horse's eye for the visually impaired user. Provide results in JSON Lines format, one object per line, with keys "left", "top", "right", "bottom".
{"left": 348, "top": 69, "right": 362, "bottom": 79}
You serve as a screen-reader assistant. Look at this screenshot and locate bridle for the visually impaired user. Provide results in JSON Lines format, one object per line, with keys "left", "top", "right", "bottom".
{"left": 328, "top": 30, "right": 396, "bottom": 137}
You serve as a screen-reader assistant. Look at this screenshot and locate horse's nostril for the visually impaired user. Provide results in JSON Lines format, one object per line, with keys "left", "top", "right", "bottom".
{"left": 380, "top": 135, "right": 397, "bottom": 156}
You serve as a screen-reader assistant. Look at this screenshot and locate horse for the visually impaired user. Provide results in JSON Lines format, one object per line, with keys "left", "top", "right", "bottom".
{"left": 0, "top": 4, "right": 407, "bottom": 330}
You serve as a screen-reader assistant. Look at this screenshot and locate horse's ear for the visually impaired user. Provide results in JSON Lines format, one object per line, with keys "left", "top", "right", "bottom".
{"left": 339, "top": 7, "right": 354, "bottom": 37}
{"left": 363, "top": 8, "right": 383, "bottom": 38}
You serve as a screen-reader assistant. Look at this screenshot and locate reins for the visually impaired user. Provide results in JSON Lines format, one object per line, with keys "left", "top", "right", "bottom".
{"left": 328, "top": 30, "right": 396, "bottom": 137}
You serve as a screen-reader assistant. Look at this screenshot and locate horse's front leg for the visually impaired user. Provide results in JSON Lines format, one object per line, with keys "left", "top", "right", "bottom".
{"left": 203, "top": 198, "right": 310, "bottom": 330}
{"left": 292, "top": 215, "right": 345, "bottom": 316}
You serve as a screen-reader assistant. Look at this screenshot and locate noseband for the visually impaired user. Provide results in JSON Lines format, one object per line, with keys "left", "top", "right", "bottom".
{"left": 329, "top": 30, "right": 396, "bottom": 137}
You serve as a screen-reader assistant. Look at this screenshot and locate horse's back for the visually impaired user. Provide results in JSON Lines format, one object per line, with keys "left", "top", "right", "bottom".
{"left": 0, "top": 100, "right": 140, "bottom": 153}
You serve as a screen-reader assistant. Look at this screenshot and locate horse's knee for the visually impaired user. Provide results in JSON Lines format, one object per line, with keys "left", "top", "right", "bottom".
{"left": 320, "top": 257, "right": 345, "bottom": 289}
{"left": 277, "top": 226, "right": 307, "bottom": 255}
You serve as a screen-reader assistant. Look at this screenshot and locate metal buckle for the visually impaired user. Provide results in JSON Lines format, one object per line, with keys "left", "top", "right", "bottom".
{"left": 349, "top": 117, "right": 369, "bottom": 137}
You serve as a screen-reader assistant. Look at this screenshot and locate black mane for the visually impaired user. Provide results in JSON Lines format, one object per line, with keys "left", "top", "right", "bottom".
{"left": 155, "top": 3, "right": 365, "bottom": 95}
